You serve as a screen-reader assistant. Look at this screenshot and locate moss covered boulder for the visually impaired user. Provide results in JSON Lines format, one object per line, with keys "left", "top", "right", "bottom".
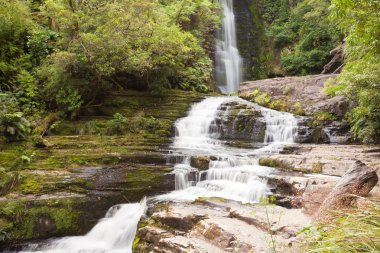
{"left": 216, "top": 101, "right": 266, "bottom": 142}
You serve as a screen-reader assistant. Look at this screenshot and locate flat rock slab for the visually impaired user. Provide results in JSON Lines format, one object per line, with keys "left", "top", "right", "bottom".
{"left": 137, "top": 199, "right": 311, "bottom": 252}
{"left": 262, "top": 144, "right": 380, "bottom": 177}
{"left": 239, "top": 74, "right": 346, "bottom": 116}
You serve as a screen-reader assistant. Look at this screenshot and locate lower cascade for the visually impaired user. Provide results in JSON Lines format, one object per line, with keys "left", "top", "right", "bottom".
{"left": 18, "top": 96, "right": 299, "bottom": 252}
{"left": 20, "top": 199, "right": 147, "bottom": 253}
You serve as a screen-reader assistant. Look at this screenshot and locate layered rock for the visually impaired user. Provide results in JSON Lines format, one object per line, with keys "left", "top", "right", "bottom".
{"left": 136, "top": 199, "right": 311, "bottom": 252}
{"left": 215, "top": 101, "right": 266, "bottom": 142}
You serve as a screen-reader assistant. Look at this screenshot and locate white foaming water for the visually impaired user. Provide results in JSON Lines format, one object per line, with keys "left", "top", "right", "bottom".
{"left": 20, "top": 96, "right": 299, "bottom": 252}
{"left": 157, "top": 96, "right": 299, "bottom": 204}
{"left": 215, "top": 0, "right": 243, "bottom": 94}
{"left": 173, "top": 96, "right": 233, "bottom": 151}
{"left": 19, "top": 96, "right": 299, "bottom": 252}
{"left": 21, "top": 198, "right": 147, "bottom": 253}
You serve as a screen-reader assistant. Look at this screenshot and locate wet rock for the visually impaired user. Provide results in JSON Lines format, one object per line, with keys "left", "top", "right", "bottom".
{"left": 152, "top": 211, "right": 207, "bottom": 232}
{"left": 138, "top": 226, "right": 171, "bottom": 244}
{"left": 317, "top": 161, "right": 378, "bottom": 217}
{"left": 322, "top": 96, "right": 350, "bottom": 117}
{"left": 266, "top": 175, "right": 309, "bottom": 196}
{"left": 273, "top": 195, "right": 303, "bottom": 209}
{"left": 239, "top": 75, "right": 353, "bottom": 144}
{"left": 34, "top": 216, "right": 57, "bottom": 237}
{"left": 216, "top": 102, "right": 266, "bottom": 142}
{"left": 190, "top": 156, "right": 212, "bottom": 171}
{"left": 138, "top": 200, "right": 310, "bottom": 252}
{"left": 258, "top": 144, "right": 380, "bottom": 177}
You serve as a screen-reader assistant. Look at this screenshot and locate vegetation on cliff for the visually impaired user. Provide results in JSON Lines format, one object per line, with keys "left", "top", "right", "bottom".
{"left": 241, "top": 0, "right": 342, "bottom": 79}
{"left": 327, "top": 0, "right": 380, "bottom": 144}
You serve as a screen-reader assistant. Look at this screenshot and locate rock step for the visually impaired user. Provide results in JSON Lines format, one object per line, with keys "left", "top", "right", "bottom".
{"left": 137, "top": 199, "right": 311, "bottom": 252}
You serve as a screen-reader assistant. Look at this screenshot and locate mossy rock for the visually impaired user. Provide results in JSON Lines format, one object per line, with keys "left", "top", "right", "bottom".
{"left": 190, "top": 156, "right": 217, "bottom": 171}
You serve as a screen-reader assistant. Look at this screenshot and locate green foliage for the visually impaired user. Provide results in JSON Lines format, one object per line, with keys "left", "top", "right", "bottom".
{"left": 249, "top": 90, "right": 272, "bottom": 107}
{"left": 311, "top": 112, "right": 337, "bottom": 127}
{"left": 302, "top": 205, "right": 380, "bottom": 252}
{"left": 268, "top": 99, "right": 288, "bottom": 112}
{"left": 0, "top": 0, "right": 219, "bottom": 132}
{"left": 107, "top": 113, "right": 129, "bottom": 135}
{"left": 330, "top": 0, "right": 380, "bottom": 143}
{"left": 42, "top": 0, "right": 219, "bottom": 93}
{"left": 0, "top": 93, "right": 31, "bottom": 141}
{"left": 36, "top": 52, "right": 85, "bottom": 118}
{"left": 263, "top": 0, "right": 342, "bottom": 76}
{"left": 323, "top": 78, "right": 347, "bottom": 97}
{"left": 293, "top": 101, "right": 305, "bottom": 115}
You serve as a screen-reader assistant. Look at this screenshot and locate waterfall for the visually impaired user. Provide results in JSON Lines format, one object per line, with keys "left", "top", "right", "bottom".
{"left": 156, "top": 97, "right": 299, "bottom": 203}
{"left": 20, "top": 198, "right": 147, "bottom": 253}
{"left": 18, "top": 97, "right": 300, "bottom": 252}
{"left": 215, "top": 0, "right": 243, "bottom": 94}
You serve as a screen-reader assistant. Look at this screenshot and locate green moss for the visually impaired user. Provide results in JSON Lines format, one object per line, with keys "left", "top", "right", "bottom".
{"left": 311, "top": 162, "right": 323, "bottom": 173}
{"left": 311, "top": 112, "right": 337, "bottom": 126}
{"left": 0, "top": 198, "right": 83, "bottom": 241}
{"left": 20, "top": 177, "right": 41, "bottom": 194}
{"left": 259, "top": 158, "right": 293, "bottom": 170}
{"left": 259, "top": 158, "right": 321, "bottom": 173}
{"left": 0, "top": 89, "right": 207, "bottom": 243}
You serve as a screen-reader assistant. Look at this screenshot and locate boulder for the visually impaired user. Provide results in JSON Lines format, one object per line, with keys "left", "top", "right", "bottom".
{"left": 216, "top": 102, "right": 266, "bottom": 142}
{"left": 190, "top": 156, "right": 214, "bottom": 171}
{"left": 322, "top": 96, "right": 350, "bottom": 117}
{"left": 317, "top": 161, "right": 378, "bottom": 217}
{"left": 302, "top": 184, "right": 335, "bottom": 215}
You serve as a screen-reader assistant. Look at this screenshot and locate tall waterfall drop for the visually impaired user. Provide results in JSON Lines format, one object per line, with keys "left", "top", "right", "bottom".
{"left": 215, "top": 0, "right": 243, "bottom": 94}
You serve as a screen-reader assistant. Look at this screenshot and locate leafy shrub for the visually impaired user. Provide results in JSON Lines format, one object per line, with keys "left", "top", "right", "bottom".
{"left": 311, "top": 111, "right": 336, "bottom": 127}
{"left": 292, "top": 101, "right": 305, "bottom": 115}
{"left": 254, "top": 92, "right": 272, "bottom": 106}
{"left": 266, "top": 0, "right": 342, "bottom": 76}
{"left": 0, "top": 113, "right": 31, "bottom": 142}
{"left": 269, "top": 99, "right": 288, "bottom": 111}
{"left": 323, "top": 78, "right": 347, "bottom": 97}
{"left": 107, "top": 113, "right": 129, "bottom": 135}
{"left": 138, "top": 117, "right": 162, "bottom": 132}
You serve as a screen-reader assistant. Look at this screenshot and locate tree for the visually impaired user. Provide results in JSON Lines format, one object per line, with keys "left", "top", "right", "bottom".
{"left": 330, "top": 0, "right": 380, "bottom": 143}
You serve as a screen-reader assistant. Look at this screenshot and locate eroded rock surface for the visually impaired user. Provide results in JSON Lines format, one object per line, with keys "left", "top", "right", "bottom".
{"left": 239, "top": 75, "right": 353, "bottom": 144}
{"left": 239, "top": 74, "right": 346, "bottom": 116}
{"left": 136, "top": 199, "right": 311, "bottom": 252}
{"left": 317, "top": 161, "right": 378, "bottom": 217}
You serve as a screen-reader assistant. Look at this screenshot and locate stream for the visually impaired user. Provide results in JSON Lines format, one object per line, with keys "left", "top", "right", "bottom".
{"left": 18, "top": 96, "right": 300, "bottom": 253}
{"left": 16, "top": 0, "right": 300, "bottom": 252}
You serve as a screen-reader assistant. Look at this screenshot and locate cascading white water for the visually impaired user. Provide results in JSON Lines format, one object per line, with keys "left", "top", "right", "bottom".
{"left": 262, "top": 108, "right": 298, "bottom": 144}
{"left": 156, "top": 96, "right": 298, "bottom": 203}
{"left": 19, "top": 97, "right": 299, "bottom": 252}
{"left": 215, "top": 0, "right": 243, "bottom": 94}
{"left": 173, "top": 97, "right": 229, "bottom": 151}
{"left": 21, "top": 198, "right": 147, "bottom": 253}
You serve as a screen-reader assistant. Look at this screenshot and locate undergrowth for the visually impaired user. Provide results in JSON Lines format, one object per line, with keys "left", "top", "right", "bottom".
{"left": 301, "top": 204, "right": 380, "bottom": 252}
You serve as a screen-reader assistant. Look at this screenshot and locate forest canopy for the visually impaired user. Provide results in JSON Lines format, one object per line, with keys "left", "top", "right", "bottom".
{"left": 0, "top": 0, "right": 221, "bottom": 140}
{"left": 0, "top": 0, "right": 220, "bottom": 109}
{"left": 1, "top": 0, "right": 380, "bottom": 144}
